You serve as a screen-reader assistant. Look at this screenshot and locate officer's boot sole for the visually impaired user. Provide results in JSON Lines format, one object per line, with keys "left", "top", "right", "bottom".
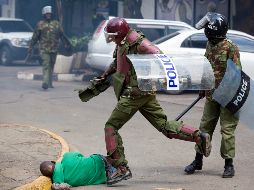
{"left": 107, "top": 176, "right": 124, "bottom": 186}
{"left": 107, "top": 170, "right": 132, "bottom": 186}
{"left": 123, "top": 170, "right": 132, "bottom": 180}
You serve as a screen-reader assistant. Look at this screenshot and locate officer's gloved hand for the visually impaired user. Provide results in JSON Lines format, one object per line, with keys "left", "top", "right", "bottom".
{"left": 94, "top": 76, "right": 106, "bottom": 83}
{"left": 199, "top": 90, "right": 206, "bottom": 99}
{"left": 94, "top": 73, "right": 108, "bottom": 84}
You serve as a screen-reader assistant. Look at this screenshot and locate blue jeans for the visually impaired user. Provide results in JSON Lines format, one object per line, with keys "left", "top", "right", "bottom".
{"left": 95, "top": 154, "right": 117, "bottom": 178}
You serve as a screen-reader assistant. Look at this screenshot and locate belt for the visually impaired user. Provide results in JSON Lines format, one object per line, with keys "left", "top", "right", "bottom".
{"left": 121, "top": 87, "right": 155, "bottom": 99}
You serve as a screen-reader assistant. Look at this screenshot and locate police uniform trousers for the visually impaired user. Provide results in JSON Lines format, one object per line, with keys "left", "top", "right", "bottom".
{"left": 195, "top": 99, "right": 238, "bottom": 159}
{"left": 105, "top": 94, "right": 184, "bottom": 167}
{"left": 41, "top": 52, "right": 57, "bottom": 87}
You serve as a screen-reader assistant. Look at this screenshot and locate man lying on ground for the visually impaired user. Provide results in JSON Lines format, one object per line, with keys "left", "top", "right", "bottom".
{"left": 40, "top": 152, "right": 118, "bottom": 189}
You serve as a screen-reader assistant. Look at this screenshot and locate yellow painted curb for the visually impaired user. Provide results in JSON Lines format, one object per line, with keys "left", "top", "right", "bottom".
{"left": 15, "top": 176, "right": 52, "bottom": 190}
{"left": 40, "top": 128, "right": 70, "bottom": 162}
{"left": 0, "top": 124, "right": 70, "bottom": 190}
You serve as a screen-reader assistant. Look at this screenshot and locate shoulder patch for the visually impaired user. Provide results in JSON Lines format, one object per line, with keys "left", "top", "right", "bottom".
{"left": 226, "top": 38, "right": 239, "bottom": 50}
{"left": 52, "top": 20, "right": 59, "bottom": 24}
{"left": 125, "top": 30, "right": 144, "bottom": 46}
{"left": 226, "top": 38, "right": 235, "bottom": 46}
{"left": 138, "top": 39, "right": 161, "bottom": 54}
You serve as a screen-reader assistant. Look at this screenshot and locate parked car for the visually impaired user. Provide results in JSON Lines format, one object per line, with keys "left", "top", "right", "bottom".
{"left": 0, "top": 17, "right": 40, "bottom": 65}
{"left": 85, "top": 17, "right": 195, "bottom": 72}
{"left": 155, "top": 29, "right": 254, "bottom": 79}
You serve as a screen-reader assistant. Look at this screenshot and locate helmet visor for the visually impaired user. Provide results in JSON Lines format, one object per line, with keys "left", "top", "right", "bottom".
{"left": 104, "top": 27, "right": 118, "bottom": 43}
{"left": 195, "top": 12, "right": 213, "bottom": 29}
{"left": 195, "top": 14, "right": 209, "bottom": 30}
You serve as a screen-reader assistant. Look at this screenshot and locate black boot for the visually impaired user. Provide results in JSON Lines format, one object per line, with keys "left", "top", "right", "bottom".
{"left": 222, "top": 159, "right": 235, "bottom": 178}
{"left": 184, "top": 152, "right": 203, "bottom": 174}
{"left": 42, "top": 82, "right": 48, "bottom": 90}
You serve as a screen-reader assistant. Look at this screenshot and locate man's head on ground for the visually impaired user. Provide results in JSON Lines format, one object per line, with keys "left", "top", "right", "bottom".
{"left": 42, "top": 6, "right": 52, "bottom": 20}
{"left": 40, "top": 161, "right": 56, "bottom": 177}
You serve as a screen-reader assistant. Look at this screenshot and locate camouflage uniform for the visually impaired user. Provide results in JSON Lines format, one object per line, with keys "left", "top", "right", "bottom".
{"left": 195, "top": 39, "right": 241, "bottom": 159}
{"left": 105, "top": 30, "right": 208, "bottom": 168}
{"left": 29, "top": 19, "right": 65, "bottom": 88}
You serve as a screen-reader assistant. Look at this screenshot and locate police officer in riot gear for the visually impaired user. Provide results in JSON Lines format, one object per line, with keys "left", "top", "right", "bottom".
{"left": 92, "top": 17, "right": 212, "bottom": 185}
{"left": 184, "top": 12, "right": 241, "bottom": 178}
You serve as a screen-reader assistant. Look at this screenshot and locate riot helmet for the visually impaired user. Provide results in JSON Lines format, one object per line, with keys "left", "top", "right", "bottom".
{"left": 42, "top": 6, "right": 52, "bottom": 15}
{"left": 104, "top": 17, "right": 130, "bottom": 44}
{"left": 195, "top": 12, "right": 228, "bottom": 39}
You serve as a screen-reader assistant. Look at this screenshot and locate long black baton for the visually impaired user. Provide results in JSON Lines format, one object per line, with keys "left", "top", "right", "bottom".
{"left": 175, "top": 96, "right": 202, "bottom": 121}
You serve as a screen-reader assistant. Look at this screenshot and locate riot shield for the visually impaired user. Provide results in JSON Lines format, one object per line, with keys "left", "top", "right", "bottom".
{"left": 212, "top": 59, "right": 253, "bottom": 128}
{"left": 127, "top": 54, "right": 215, "bottom": 92}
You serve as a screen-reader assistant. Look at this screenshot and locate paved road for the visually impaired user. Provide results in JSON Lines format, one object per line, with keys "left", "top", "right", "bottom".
{"left": 0, "top": 124, "right": 61, "bottom": 190}
{"left": 0, "top": 65, "right": 254, "bottom": 190}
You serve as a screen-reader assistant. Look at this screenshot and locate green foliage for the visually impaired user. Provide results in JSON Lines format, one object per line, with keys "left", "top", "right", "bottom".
{"left": 69, "top": 33, "right": 91, "bottom": 52}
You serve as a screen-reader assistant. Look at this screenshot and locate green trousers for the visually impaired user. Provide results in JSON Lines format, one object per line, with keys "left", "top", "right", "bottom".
{"left": 41, "top": 52, "right": 57, "bottom": 87}
{"left": 195, "top": 99, "right": 239, "bottom": 159}
{"left": 105, "top": 94, "right": 184, "bottom": 167}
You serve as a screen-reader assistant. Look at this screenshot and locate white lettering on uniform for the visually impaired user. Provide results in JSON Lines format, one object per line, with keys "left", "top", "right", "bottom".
{"left": 233, "top": 78, "right": 248, "bottom": 106}
{"left": 156, "top": 54, "right": 179, "bottom": 90}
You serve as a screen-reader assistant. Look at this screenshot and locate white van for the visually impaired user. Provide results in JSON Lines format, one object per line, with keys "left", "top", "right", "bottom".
{"left": 86, "top": 17, "right": 195, "bottom": 72}
{"left": 0, "top": 17, "right": 40, "bottom": 65}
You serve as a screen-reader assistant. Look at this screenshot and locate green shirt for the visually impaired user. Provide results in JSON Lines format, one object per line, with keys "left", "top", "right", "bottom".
{"left": 52, "top": 152, "right": 107, "bottom": 186}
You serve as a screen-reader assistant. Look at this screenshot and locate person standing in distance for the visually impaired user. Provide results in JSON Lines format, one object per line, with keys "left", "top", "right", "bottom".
{"left": 184, "top": 12, "right": 241, "bottom": 178}
{"left": 28, "top": 6, "right": 69, "bottom": 90}
{"left": 95, "top": 17, "right": 212, "bottom": 185}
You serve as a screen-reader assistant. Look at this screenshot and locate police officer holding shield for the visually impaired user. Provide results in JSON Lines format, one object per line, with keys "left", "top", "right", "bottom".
{"left": 94, "top": 17, "right": 212, "bottom": 185}
{"left": 184, "top": 12, "right": 241, "bottom": 178}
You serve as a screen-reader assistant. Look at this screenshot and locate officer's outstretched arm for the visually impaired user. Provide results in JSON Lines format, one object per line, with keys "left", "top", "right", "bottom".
{"left": 77, "top": 77, "right": 111, "bottom": 102}
{"left": 77, "top": 60, "right": 115, "bottom": 102}
{"left": 99, "top": 60, "right": 116, "bottom": 81}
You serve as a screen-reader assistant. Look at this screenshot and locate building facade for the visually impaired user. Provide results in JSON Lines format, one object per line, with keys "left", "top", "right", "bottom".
{"left": 1, "top": 0, "right": 253, "bottom": 36}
